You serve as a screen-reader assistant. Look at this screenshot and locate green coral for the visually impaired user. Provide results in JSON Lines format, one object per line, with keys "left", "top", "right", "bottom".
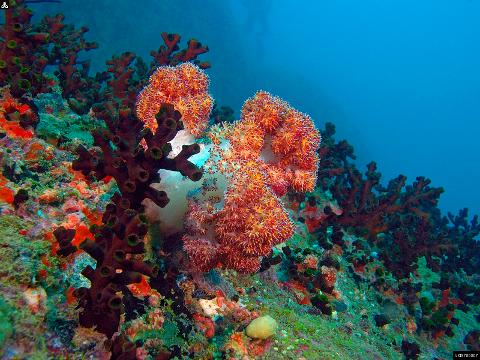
{"left": 122, "top": 298, "right": 197, "bottom": 358}
{"left": 420, "top": 296, "right": 435, "bottom": 316}
{"left": 431, "top": 309, "right": 449, "bottom": 326}
{"left": 45, "top": 294, "right": 75, "bottom": 348}
{"left": 0, "top": 290, "right": 50, "bottom": 358}
{"left": 157, "top": 318, "right": 182, "bottom": 348}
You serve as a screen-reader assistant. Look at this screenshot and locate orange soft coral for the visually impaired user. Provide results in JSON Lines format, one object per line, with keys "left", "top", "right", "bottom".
{"left": 135, "top": 62, "right": 213, "bottom": 137}
{"left": 180, "top": 93, "right": 320, "bottom": 273}
{"left": 183, "top": 166, "right": 295, "bottom": 273}
{"left": 216, "top": 167, "right": 294, "bottom": 271}
{"left": 228, "top": 91, "right": 321, "bottom": 196}
{"left": 135, "top": 73, "right": 320, "bottom": 273}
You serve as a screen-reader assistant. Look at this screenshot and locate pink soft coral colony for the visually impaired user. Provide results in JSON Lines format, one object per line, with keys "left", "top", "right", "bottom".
{"left": 136, "top": 63, "right": 321, "bottom": 273}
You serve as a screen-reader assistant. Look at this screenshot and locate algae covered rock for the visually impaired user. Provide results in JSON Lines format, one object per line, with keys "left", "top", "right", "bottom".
{"left": 0, "top": 296, "right": 13, "bottom": 349}
{"left": 34, "top": 93, "right": 104, "bottom": 148}
{"left": 246, "top": 315, "right": 278, "bottom": 339}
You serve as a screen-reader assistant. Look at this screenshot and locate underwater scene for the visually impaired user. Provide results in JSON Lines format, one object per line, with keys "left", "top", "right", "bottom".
{"left": 0, "top": 0, "right": 479, "bottom": 359}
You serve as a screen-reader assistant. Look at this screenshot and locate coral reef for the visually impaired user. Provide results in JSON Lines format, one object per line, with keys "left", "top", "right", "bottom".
{"left": 315, "top": 122, "right": 479, "bottom": 279}
{"left": 0, "top": 2, "right": 479, "bottom": 359}
{"left": 1, "top": 1, "right": 210, "bottom": 116}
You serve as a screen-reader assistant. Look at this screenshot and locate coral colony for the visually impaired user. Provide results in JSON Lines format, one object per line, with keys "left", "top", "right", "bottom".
{"left": 0, "top": 1, "right": 479, "bottom": 359}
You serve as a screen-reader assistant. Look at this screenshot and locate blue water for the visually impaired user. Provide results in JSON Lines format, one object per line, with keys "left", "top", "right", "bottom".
{"left": 34, "top": 0, "right": 480, "bottom": 216}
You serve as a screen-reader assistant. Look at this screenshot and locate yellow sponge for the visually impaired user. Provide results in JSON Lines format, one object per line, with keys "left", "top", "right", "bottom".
{"left": 246, "top": 315, "right": 278, "bottom": 339}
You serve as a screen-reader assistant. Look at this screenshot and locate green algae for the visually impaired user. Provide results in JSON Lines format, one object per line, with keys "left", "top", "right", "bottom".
{"left": 34, "top": 93, "right": 106, "bottom": 149}
{"left": 157, "top": 318, "right": 182, "bottom": 348}
{"left": 417, "top": 257, "right": 441, "bottom": 289}
{"left": 123, "top": 297, "right": 197, "bottom": 358}
{"left": 0, "top": 296, "right": 14, "bottom": 350}
{"left": 256, "top": 285, "right": 400, "bottom": 360}
{"left": 224, "top": 230, "right": 404, "bottom": 359}
{"left": 0, "top": 214, "right": 76, "bottom": 341}
{"left": 36, "top": 113, "right": 95, "bottom": 147}
{"left": 0, "top": 288, "right": 50, "bottom": 358}
{"left": 0, "top": 215, "right": 49, "bottom": 285}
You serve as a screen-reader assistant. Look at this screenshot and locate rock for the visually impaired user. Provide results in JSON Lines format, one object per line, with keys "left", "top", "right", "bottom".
{"left": 246, "top": 315, "right": 278, "bottom": 339}
{"left": 198, "top": 298, "right": 221, "bottom": 317}
{"left": 333, "top": 300, "right": 348, "bottom": 312}
{"left": 374, "top": 314, "right": 390, "bottom": 327}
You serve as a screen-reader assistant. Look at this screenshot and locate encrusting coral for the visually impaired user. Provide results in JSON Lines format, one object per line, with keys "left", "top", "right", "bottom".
{"left": 0, "top": 89, "right": 38, "bottom": 139}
